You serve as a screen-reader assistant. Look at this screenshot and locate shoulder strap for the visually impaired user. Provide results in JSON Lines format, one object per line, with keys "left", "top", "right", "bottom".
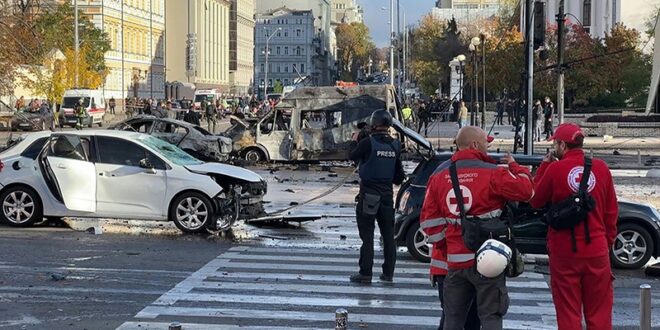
{"left": 449, "top": 162, "right": 467, "bottom": 221}
{"left": 579, "top": 157, "right": 592, "bottom": 193}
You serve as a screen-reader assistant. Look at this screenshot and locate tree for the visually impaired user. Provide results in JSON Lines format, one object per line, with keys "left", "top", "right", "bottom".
{"left": 645, "top": 5, "right": 659, "bottom": 38}
{"left": 409, "top": 15, "right": 447, "bottom": 95}
{"left": 273, "top": 80, "right": 283, "bottom": 93}
{"left": 335, "top": 22, "right": 373, "bottom": 81}
{"left": 22, "top": 45, "right": 106, "bottom": 105}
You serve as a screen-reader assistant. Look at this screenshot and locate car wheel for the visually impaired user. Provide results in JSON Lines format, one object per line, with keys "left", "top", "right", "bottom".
{"left": 170, "top": 192, "right": 213, "bottom": 234}
{"left": 406, "top": 220, "right": 431, "bottom": 263}
{"left": 243, "top": 148, "right": 265, "bottom": 163}
{"left": 0, "top": 186, "right": 42, "bottom": 227}
{"left": 611, "top": 223, "right": 654, "bottom": 269}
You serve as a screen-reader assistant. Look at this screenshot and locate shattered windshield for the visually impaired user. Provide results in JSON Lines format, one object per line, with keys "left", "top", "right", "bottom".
{"left": 139, "top": 135, "right": 203, "bottom": 166}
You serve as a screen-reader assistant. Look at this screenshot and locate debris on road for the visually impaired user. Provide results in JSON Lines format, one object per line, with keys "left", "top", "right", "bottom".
{"left": 284, "top": 189, "right": 296, "bottom": 193}
{"left": 50, "top": 273, "right": 68, "bottom": 281}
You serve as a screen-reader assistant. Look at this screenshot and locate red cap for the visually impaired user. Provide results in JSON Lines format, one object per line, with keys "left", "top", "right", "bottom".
{"left": 549, "top": 123, "right": 584, "bottom": 143}
{"left": 487, "top": 136, "right": 495, "bottom": 143}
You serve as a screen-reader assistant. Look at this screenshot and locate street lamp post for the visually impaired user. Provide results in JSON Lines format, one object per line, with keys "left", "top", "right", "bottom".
{"left": 74, "top": 0, "right": 79, "bottom": 87}
{"left": 263, "top": 27, "right": 281, "bottom": 100}
{"left": 456, "top": 54, "right": 466, "bottom": 101}
{"left": 390, "top": 0, "right": 394, "bottom": 86}
{"left": 480, "top": 33, "right": 486, "bottom": 130}
{"left": 469, "top": 37, "right": 481, "bottom": 127}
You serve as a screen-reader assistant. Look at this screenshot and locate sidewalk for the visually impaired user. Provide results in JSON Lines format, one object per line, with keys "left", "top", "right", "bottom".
{"left": 421, "top": 122, "right": 660, "bottom": 151}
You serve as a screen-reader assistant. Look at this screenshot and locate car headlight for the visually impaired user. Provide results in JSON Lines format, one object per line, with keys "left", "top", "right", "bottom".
{"left": 650, "top": 206, "right": 660, "bottom": 223}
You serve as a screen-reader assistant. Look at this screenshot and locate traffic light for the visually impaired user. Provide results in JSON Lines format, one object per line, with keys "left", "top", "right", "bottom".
{"left": 533, "top": 1, "right": 546, "bottom": 50}
{"left": 186, "top": 33, "right": 197, "bottom": 73}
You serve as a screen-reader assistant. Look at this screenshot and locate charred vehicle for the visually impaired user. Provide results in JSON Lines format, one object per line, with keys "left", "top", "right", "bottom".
{"left": 223, "top": 85, "right": 403, "bottom": 162}
{"left": 109, "top": 116, "right": 232, "bottom": 162}
{"left": 11, "top": 109, "right": 48, "bottom": 131}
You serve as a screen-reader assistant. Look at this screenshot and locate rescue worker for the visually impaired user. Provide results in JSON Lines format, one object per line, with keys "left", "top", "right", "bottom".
{"left": 349, "top": 110, "right": 405, "bottom": 284}
{"left": 421, "top": 126, "right": 534, "bottom": 330}
{"left": 401, "top": 103, "right": 413, "bottom": 128}
{"left": 529, "top": 123, "right": 618, "bottom": 330}
{"left": 543, "top": 96, "right": 555, "bottom": 140}
{"left": 74, "top": 98, "right": 86, "bottom": 130}
{"left": 205, "top": 100, "right": 217, "bottom": 133}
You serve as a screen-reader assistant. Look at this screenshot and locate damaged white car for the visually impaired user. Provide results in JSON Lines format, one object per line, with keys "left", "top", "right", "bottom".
{"left": 109, "top": 116, "right": 233, "bottom": 162}
{"left": 0, "top": 130, "right": 266, "bottom": 233}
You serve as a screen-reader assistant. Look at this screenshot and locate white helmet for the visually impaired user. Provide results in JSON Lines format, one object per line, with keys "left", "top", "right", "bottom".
{"left": 476, "top": 239, "right": 512, "bottom": 278}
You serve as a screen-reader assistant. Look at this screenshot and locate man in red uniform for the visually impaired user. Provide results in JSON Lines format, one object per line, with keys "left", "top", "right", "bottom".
{"left": 529, "top": 123, "right": 618, "bottom": 330}
{"left": 421, "top": 126, "right": 534, "bottom": 330}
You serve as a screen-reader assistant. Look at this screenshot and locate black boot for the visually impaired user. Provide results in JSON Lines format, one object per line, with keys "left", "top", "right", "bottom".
{"left": 349, "top": 273, "right": 372, "bottom": 284}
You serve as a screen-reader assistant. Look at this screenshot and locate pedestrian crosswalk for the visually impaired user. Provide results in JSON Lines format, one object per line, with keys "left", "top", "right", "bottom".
{"left": 118, "top": 246, "right": 558, "bottom": 329}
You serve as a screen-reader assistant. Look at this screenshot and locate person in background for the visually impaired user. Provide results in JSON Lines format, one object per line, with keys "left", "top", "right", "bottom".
{"left": 108, "top": 97, "right": 116, "bottom": 115}
{"left": 458, "top": 101, "right": 469, "bottom": 128}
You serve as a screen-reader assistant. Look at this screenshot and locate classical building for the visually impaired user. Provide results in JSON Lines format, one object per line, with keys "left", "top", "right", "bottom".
{"left": 543, "top": 0, "right": 621, "bottom": 39}
{"left": 256, "top": 0, "right": 336, "bottom": 86}
{"left": 432, "top": 0, "right": 500, "bottom": 23}
{"left": 229, "top": 0, "right": 256, "bottom": 95}
{"left": 330, "top": 0, "right": 363, "bottom": 26}
{"left": 76, "top": 0, "right": 166, "bottom": 99}
{"left": 254, "top": 8, "right": 316, "bottom": 96}
{"left": 165, "top": 0, "right": 231, "bottom": 91}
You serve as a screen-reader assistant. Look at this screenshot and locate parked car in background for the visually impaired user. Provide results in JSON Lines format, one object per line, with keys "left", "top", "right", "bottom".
{"left": 11, "top": 108, "right": 47, "bottom": 131}
{"left": 395, "top": 149, "right": 660, "bottom": 270}
{"left": 0, "top": 130, "right": 267, "bottom": 232}
{"left": 109, "top": 116, "right": 233, "bottom": 162}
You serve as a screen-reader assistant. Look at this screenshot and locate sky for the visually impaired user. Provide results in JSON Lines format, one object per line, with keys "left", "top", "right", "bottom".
{"left": 360, "top": 0, "right": 660, "bottom": 47}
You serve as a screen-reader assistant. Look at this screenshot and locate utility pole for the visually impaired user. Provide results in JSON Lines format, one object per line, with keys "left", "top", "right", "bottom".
{"left": 390, "top": 0, "right": 394, "bottom": 87}
{"left": 557, "top": 0, "right": 565, "bottom": 124}
{"left": 396, "top": 0, "right": 401, "bottom": 93}
{"left": 525, "top": 0, "right": 534, "bottom": 155}
{"left": 74, "top": 0, "right": 79, "bottom": 87}
{"left": 481, "top": 33, "right": 486, "bottom": 130}
{"left": 264, "top": 28, "right": 280, "bottom": 99}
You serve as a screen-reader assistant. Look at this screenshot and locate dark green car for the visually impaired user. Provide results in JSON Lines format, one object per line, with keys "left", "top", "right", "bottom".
{"left": 394, "top": 151, "right": 660, "bottom": 269}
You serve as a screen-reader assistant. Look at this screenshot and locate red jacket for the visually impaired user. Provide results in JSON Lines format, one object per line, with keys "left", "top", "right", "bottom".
{"left": 529, "top": 149, "right": 618, "bottom": 258}
{"left": 421, "top": 149, "right": 534, "bottom": 271}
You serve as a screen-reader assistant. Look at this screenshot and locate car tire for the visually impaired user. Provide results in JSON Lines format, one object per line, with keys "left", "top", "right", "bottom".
{"left": 610, "top": 223, "right": 654, "bottom": 269}
{"left": 406, "top": 220, "right": 431, "bottom": 263}
{"left": 169, "top": 192, "right": 214, "bottom": 234}
{"left": 0, "top": 186, "right": 42, "bottom": 227}
{"left": 243, "top": 148, "right": 265, "bottom": 163}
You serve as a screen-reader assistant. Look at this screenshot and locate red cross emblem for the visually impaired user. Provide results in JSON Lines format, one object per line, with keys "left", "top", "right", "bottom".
{"left": 446, "top": 185, "right": 473, "bottom": 216}
{"left": 568, "top": 167, "right": 596, "bottom": 193}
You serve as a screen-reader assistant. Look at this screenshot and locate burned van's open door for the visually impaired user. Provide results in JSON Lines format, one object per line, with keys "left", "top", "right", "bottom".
{"left": 256, "top": 109, "right": 292, "bottom": 161}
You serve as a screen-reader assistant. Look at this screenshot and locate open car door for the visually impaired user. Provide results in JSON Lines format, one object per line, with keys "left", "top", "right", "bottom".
{"left": 44, "top": 134, "right": 96, "bottom": 212}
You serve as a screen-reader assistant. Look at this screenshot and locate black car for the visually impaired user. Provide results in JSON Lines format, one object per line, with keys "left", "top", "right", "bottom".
{"left": 11, "top": 109, "right": 47, "bottom": 131}
{"left": 394, "top": 150, "right": 660, "bottom": 270}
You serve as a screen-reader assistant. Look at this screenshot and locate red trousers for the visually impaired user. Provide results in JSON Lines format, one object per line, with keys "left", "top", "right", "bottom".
{"left": 549, "top": 254, "right": 613, "bottom": 330}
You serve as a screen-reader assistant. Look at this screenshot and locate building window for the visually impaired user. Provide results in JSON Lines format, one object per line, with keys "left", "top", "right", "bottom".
{"left": 277, "top": 64, "right": 281, "bottom": 73}
{"left": 260, "top": 63, "right": 264, "bottom": 73}
{"left": 268, "top": 79, "right": 273, "bottom": 87}
{"left": 284, "top": 46, "right": 289, "bottom": 55}
{"left": 264, "top": 29, "right": 270, "bottom": 37}
{"left": 277, "top": 29, "right": 281, "bottom": 37}
{"left": 583, "top": 0, "right": 591, "bottom": 27}
{"left": 276, "top": 47, "right": 281, "bottom": 55}
{"left": 284, "top": 78, "right": 289, "bottom": 85}
{"left": 284, "top": 29, "right": 289, "bottom": 37}
{"left": 292, "top": 63, "right": 297, "bottom": 72}
{"left": 284, "top": 65, "right": 288, "bottom": 73}
{"left": 296, "top": 29, "right": 302, "bottom": 37}
{"left": 300, "top": 63, "right": 305, "bottom": 73}
{"left": 296, "top": 46, "right": 301, "bottom": 56}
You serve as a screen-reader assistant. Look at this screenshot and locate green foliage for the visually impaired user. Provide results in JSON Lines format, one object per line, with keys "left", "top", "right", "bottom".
{"left": 336, "top": 22, "right": 375, "bottom": 81}
{"left": 273, "top": 80, "right": 283, "bottom": 93}
{"left": 34, "top": 2, "right": 111, "bottom": 72}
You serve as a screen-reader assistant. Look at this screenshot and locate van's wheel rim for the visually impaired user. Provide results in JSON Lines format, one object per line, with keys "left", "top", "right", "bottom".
{"left": 175, "top": 197, "right": 208, "bottom": 231}
{"left": 613, "top": 230, "right": 647, "bottom": 265}
{"left": 245, "top": 150, "right": 261, "bottom": 162}
{"left": 2, "top": 191, "right": 35, "bottom": 224}
{"left": 415, "top": 227, "right": 431, "bottom": 259}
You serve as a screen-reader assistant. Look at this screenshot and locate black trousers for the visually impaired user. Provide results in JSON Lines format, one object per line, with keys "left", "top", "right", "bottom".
{"left": 355, "top": 191, "right": 396, "bottom": 277}
{"left": 434, "top": 275, "right": 480, "bottom": 330}
{"left": 444, "top": 268, "right": 509, "bottom": 330}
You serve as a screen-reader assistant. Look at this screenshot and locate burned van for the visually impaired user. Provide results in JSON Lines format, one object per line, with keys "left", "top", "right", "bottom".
{"left": 224, "top": 85, "right": 403, "bottom": 162}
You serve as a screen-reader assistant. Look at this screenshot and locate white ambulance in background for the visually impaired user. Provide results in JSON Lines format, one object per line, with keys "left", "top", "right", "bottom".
{"left": 59, "top": 89, "right": 106, "bottom": 128}
{"left": 193, "top": 89, "right": 221, "bottom": 111}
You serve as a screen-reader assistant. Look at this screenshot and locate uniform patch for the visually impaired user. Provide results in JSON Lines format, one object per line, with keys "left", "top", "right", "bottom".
{"left": 376, "top": 150, "right": 396, "bottom": 158}
{"left": 567, "top": 166, "right": 596, "bottom": 193}
{"left": 446, "top": 185, "right": 473, "bottom": 216}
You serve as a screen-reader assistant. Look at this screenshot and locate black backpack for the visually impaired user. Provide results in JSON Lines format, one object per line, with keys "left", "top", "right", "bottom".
{"left": 545, "top": 157, "right": 596, "bottom": 252}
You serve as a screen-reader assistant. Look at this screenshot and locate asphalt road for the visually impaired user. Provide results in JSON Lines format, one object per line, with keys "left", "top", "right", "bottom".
{"left": 0, "top": 165, "right": 659, "bottom": 329}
